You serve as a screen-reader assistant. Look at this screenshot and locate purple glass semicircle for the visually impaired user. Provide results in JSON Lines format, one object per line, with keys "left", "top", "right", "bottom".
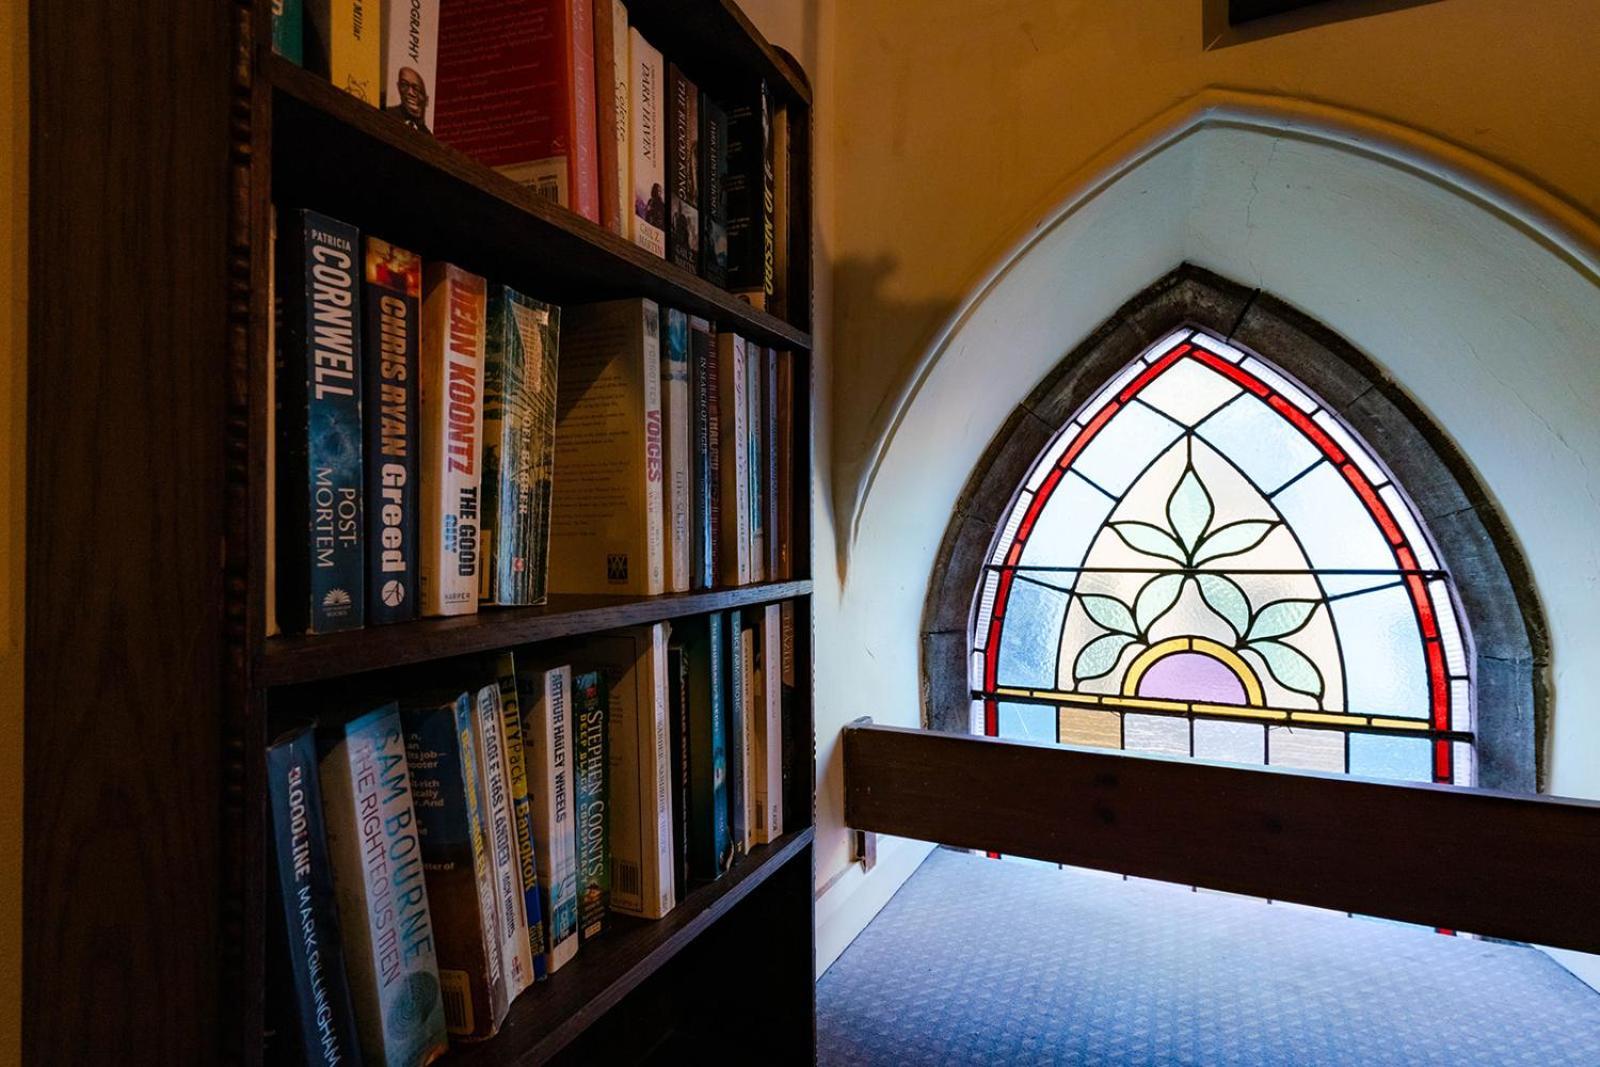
{"left": 1137, "top": 651, "right": 1248, "bottom": 705}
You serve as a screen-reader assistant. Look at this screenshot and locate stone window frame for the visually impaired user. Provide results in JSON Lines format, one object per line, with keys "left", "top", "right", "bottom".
{"left": 921, "top": 263, "right": 1548, "bottom": 793}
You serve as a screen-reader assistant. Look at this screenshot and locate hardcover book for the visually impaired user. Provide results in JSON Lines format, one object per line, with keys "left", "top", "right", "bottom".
{"left": 756, "top": 603, "right": 783, "bottom": 842}
{"left": 273, "top": 0, "right": 304, "bottom": 64}
{"left": 746, "top": 344, "right": 765, "bottom": 583}
{"left": 267, "top": 723, "right": 363, "bottom": 1067}
{"left": 363, "top": 237, "right": 421, "bottom": 625}
{"left": 471, "top": 682, "right": 537, "bottom": 998}
{"left": 401, "top": 692, "right": 509, "bottom": 1040}
{"left": 586, "top": 626, "right": 675, "bottom": 918}
{"left": 688, "top": 316, "right": 716, "bottom": 589}
{"left": 419, "top": 263, "right": 486, "bottom": 616}
{"left": 628, "top": 28, "right": 666, "bottom": 257}
{"left": 684, "top": 615, "right": 732, "bottom": 880}
{"left": 726, "top": 610, "right": 749, "bottom": 855}
{"left": 434, "top": 0, "right": 600, "bottom": 219}
{"left": 667, "top": 66, "right": 701, "bottom": 273}
{"left": 594, "top": 0, "right": 629, "bottom": 235}
{"left": 493, "top": 651, "right": 548, "bottom": 979}
{"left": 519, "top": 663, "right": 580, "bottom": 972}
{"left": 715, "top": 331, "right": 750, "bottom": 586}
{"left": 381, "top": 0, "right": 439, "bottom": 133}
{"left": 725, "top": 79, "right": 774, "bottom": 302}
{"left": 277, "top": 208, "right": 365, "bottom": 634}
{"left": 547, "top": 299, "right": 665, "bottom": 596}
{"left": 700, "top": 97, "right": 730, "bottom": 288}
{"left": 320, "top": 704, "right": 449, "bottom": 1067}
{"left": 481, "top": 286, "right": 561, "bottom": 607}
{"left": 571, "top": 669, "right": 610, "bottom": 941}
{"left": 307, "top": 0, "right": 381, "bottom": 104}
{"left": 662, "top": 309, "right": 692, "bottom": 593}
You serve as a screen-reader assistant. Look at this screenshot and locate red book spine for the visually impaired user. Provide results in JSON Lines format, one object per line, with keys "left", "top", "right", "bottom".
{"left": 566, "top": 0, "right": 600, "bottom": 223}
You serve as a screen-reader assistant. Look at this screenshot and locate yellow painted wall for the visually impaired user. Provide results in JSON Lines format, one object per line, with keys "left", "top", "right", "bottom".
{"left": 0, "top": 0, "right": 23, "bottom": 1059}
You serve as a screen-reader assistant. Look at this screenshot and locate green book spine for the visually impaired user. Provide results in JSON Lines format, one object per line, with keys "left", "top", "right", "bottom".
{"left": 572, "top": 669, "right": 610, "bottom": 941}
{"left": 273, "top": 0, "right": 304, "bottom": 64}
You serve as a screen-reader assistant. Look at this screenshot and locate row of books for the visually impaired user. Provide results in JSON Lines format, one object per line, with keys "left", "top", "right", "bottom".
{"left": 273, "top": 0, "right": 792, "bottom": 315}
{"left": 273, "top": 207, "right": 797, "bottom": 635}
{"left": 268, "top": 605, "right": 795, "bottom": 1064}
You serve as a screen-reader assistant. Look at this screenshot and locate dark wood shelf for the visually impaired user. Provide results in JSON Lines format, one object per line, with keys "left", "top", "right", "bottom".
{"left": 446, "top": 827, "right": 815, "bottom": 1067}
{"left": 623, "top": 0, "right": 811, "bottom": 106}
{"left": 267, "top": 55, "right": 810, "bottom": 353}
{"left": 259, "top": 580, "right": 813, "bottom": 685}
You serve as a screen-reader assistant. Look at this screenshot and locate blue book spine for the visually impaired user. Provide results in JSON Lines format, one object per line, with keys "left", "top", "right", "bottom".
{"left": 362, "top": 238, "right": 421, "bottom": 625}
{"left": 277, "top": 208, "right": 365, "bottom": 633}
{"left": 267, "top": 724, "right": 364, "bottom": 1067}
{"left": 689, "top": 317, "right": 716, "bottom": 589}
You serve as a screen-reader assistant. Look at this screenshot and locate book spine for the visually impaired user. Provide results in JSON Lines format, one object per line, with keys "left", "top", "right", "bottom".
{"left": 597, "top": 627, "right": 673, "bottom": 918}
{"left": 363, "top": 237, "right": 421, "bottom": 625}
{"left": 759, "top": 603, "right": 783, "bottom": 841}
{"left": 726, "top": 610, "right": 747, "bottom": 854}
{"left": 775, "top": 349, "right": 794, "bottom": 580}
{"left": 494, "top": 652, "right": 548, "bottom": 980}
{"left": 725, "top": 79, "right": 773, "bottom": 301}
{"left": 765, "top": 346, "right": 782, "bottom": 580}
{"left": 667, "top": 66, "right": 701, "bottom": 273}
{"left": 277, "top": 208, "right": 365, "bottom": 634}
{"left": 592, "top": 0, "right": 624, "bottom": 235}
{"left": 627, "top": 29, "right": 666, "bottom": 257}
{"left": 267, "top": 725, "right": 363, "bottom": 1067}
{"left": 663, "top": 309, "right": 692, "bottom": 593}
{"left": 686, "top": 615, "right": 732, "bottom": 880}
{"left": 688, "top": 317, "right": 714, "bottom": 590}
{"left": 319, "top": 705, "right": 448, "bottom": 1066}
{"left": 716, "top": 332, "right": 749, "bottom": 586}
{"left": 771, "top": 104, "right": 790, "bottom": 319}
{"left": 571, "top": 669, "right": 610, "bottom": 941}
{"left": 609, "top": 0, "right": 631, "bottom": 236}
{"left": 700, "top": 97, "right": 730, "bottom": 288}
{"left": 641, "top": 302, "right": 666, "bottom": 596}
{"left": 646, "top": 624, "right": 676, "bottom": 915}
{"left": 273, "top": 0, "right": 305, "bottom": 64}
{"left": 267, "top": 208, "right": 279, "bottom": 636}
{"left": 403, "top": 694, "right": 509, "bottom": 1041}
{"left": 739, "top": 619, "right": 758, "bottom": 853}
{"left": 705, "top": 324, "right": 721, "bottom": 584}
{"left": 746, "top": 344, "right": 765, "bottom": 583}
{"left": 667, "top": 642, "right": 691, "bottom": 893}
{"left": 381, "top": 0, "right": 439, "bottom": 132}
{"left": 307, "top": 0, "right": 381, "bottom": 104}
{"left": 419, "top": 263, "right": 486, "bottom": 616}
{"left": 780, "top": 599, "right": 797, "bottom": 827}
{"left": 567, "top": 0, "right": 601, "bottom": 222}
{"left": 523, "top": 666, "right": 579, "bottom": 972}
{"left": 472, "top": 683, "right": 536, "bottom": 997}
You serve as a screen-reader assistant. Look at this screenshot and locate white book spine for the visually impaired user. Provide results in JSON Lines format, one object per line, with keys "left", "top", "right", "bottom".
{"left": 628, "top": 29, "right": 666, "bottom": 257}
{"left": 420, "top": 265, "right": 486, "bottom": 616}
{"left": 758, "top": 603, "right": 783, "bottom": 842}
{"left": 641, "top": 301, "right": 666, "bottom": 595}
{"left": 610, "top": 0, "right": 631, "bottom": 236}
{"left": 717, "top": 333, "right": 750, "bottom": 585}
{"left": 526, "top": 666, "right": 579, "bottom": 972}
{"left": 381, "top": 0, "right": 439, "bottom": 131}
{"left": 739, "top": 630, "right": 757, "bottom": 853}
{"left": 602, "top": 626, "right": 675, "bottom": 918}
{"left": 746, "top": 344, "right": 765, "bottom": 583}
{"left": 473, "top": 684, "right": 535, "bottom": 997}
{"left": 663, "top": 315, "right": 692, "bottom": 593}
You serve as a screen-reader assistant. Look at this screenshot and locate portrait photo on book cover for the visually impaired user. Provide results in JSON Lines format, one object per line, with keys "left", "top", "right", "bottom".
{"left": 387, "top": 65, "right": 431, "bottom": 133}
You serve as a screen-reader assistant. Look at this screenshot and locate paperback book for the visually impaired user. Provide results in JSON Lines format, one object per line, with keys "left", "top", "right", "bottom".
{"left": 381, "top": 0, "right": 439, "bottom": 133}
{"left": 700, "top": 97, "right": 730, "bottom": 288}
{"left": 685, "top": 615, "right": 732, "bottom": 880}
{"left": 571, "top": 669, "right": 610, "bottom": 941}
{"left": 726, "top": 610, "right": 749, "bottom": 854}
{"left": 520, "top": 663, "right": 580, "bottom": 972}
{"left": 307, "top": 0, "right": 381, "bottom": 104}
{"left": 716, "top": 331, "right": 749, "bottom": 586}
{"left": 725, "top": 79, "right": 774, "bottom": 303}
{"left": 688, "top": 316, "right": 716, "bottom": 589}
{"left": 493, "top": 651, "right": 548, "bottom": 979}
{"left": 273, "top": 0, "right": 304, "bottom": 64}
{"left": 628, "top": 28, "right": 666, "bottom": 256}
{"left": 667, "top": 66, "right": 701, "bottom": 273}
{"left": 363, "top": 237, "right": 421, "bottom": 625}
{"left": 662, "top": 308, "right": 692, "bottom": 593}
{"left": 756, "top": 603, "right": 783, "bottom": 842}
{"left": 471, "top": 682, "right": 537, "bottom": 997}
{"left": 594, "top": 0, "right": 629, "bottom": 235}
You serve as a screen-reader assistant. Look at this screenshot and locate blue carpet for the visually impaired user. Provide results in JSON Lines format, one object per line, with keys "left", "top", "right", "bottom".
{"left": 816, "top": 849, "right": 1600, "bottom": 1066}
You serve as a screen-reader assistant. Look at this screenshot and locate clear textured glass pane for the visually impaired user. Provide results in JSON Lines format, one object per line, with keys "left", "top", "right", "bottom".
{"left": 1123, "top": 713, "right": 1189, "bottom": 757}
{"left": 996, "top": 580, "right": 1068, "bottom": 688}
{"left": 1195, "top": 394, "right": 1321, "bottom": 495}
{"left": 1348, "top": 732, "right": 1432, "bottom": 782}
{"left": 1329, "top": 584, "right": 1429, "bottom": 717}
{"left": 1018, "top": 474, "right": 1114, "bottom": 570}
{"left": 997, "top": 702, "right": 1056, "bottom": 744}
{"left": 1071, "top": 401, "right": 1183, "bottom": 495}
{"left": 1138, "top": 357, "right": 1241, "bottom": 426}
{"left": 1274, "top": 463, "right": 1398, "bottom": 572}
{"left": 1193, "top": 718, "right": 1265, "bottom": 766}
{"left": 1058, "top": 706, "right": 1121, "bottom": 749}
{"left": 1268, "top": 726, "right": 1345, "bottom": 772}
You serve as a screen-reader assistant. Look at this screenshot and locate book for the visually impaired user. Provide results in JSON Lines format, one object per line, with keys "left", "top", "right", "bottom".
{"left": 770, "top": 104, "right": 790, "bottom": 319}
{"left": 434, "top": 0, "right": 600, "bottom": 220}
{"left": 273, "top": 0, "right": 304, "bottom": 64}
{"left": 775, "top": 349, "right": 794, "bottom": 580}
{"left": 382, "top": 0, "right": 439, "bottom": 133}
{"left": 725, "top": 79, "right": 774, "bottom": 303}
{"left": 571, "top": 669, "right": 609, "bottom": 941}
{"left": 587, "top": 626, "right": 675, "bottom": 918}
{"left": 307, "top": 0, "right": 381, "bottom": 104}
{"left": 419, "top": 263, "right": 486, "bottom": 617}
{"left": 779, "top": 601, "right": 797, "bottom": 830}
{"left": 666, "top": 66, "right": 701, "bottom": 273}
{"left": 726, "top": 610, "right": 748, "bottom": 855}
{"left": 738, "top": 617, "right": 758, "bottom": 853}
{"left": 662, "top": 309, "right": 692, "bottom": 593}
{"left": 746, "top": 344, "right": 765, "bottom": 583}
{"left": 700, "top": 97, "right": 730, "bottom": 288}
{"left": 756, "top": 603, "right": 783, "bottom": 842}
{"left": 402, "top": 692, "right": 509, "bottom": 1040}
{"left": 267, "top": 723, "right": 363, "bottom": 1067}
{"left": 666, "top": 639, "right": 691, "bottom": 893}
{"left": 266, "top": 208, "right": 280, "bottom": 636}
{"left": 764, "top": 346, "right": 782, "bottom": 581}
{"left": 684, "top": 615, "right": 732, "bottom": 880}
{"left": 470, "top": 683, "right": 536, "bottom": 998}
{"left": 493, "top": 652, "right": 548, "bottom": 980}
{"left": 715, "top": 331, "right": 749, "bottom": 586}
{"left": 704, "top": 322, "right": 722, "bottom": 585}
{"left": 627, "top": 29, "right": 666, "bottom": 257}
{"left": 363, "top": 237, "right": 422, "bottom": 625}
{"left": 519, "top": 663, "right": 579, "bottom": 973}
{"left": 481, "top": 286, "right": 561, "bottom": 607}
{"left": 320, "top": 704, "right": 449, "bottom": 1066}
{"left": 688, "top": 316, "right": 716, "bottom": 590}
{"left": 593, "top": 0, "right": 629, "bottom": 236}
{"left": 547, "top": 299, "right": 664, "bottom": 596}
{"left": 276, "top": 208, "right": 365, "bottom": 635}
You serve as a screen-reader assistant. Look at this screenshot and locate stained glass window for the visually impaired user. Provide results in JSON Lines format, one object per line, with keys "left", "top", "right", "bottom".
{"left": 972, "top": 327, "right": 1474, "bottom": 785}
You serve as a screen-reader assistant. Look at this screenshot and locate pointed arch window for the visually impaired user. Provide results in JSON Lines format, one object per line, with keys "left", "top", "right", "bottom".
{"left": 972, "top": 326, "right": 1474, "bottom": 784}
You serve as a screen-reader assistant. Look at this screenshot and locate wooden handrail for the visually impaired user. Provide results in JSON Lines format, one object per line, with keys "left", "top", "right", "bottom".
{"left": 843, "top": 722, "right": 1600, "bottom": 953}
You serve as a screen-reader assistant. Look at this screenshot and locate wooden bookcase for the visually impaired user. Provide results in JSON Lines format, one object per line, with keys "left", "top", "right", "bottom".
{"left": 24, "top": 1, "right": 815, "bottom": 1064}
